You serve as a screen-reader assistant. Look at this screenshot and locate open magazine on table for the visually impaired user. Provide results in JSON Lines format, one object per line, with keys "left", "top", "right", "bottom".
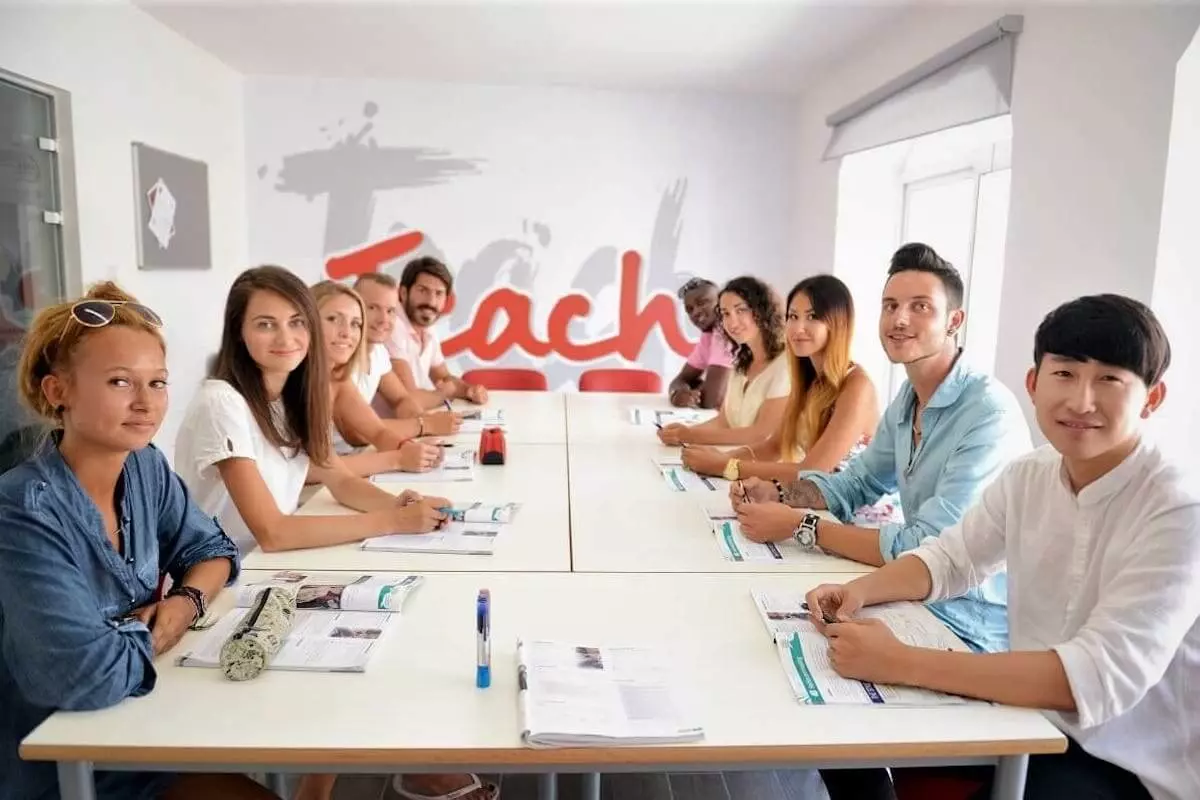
{"left": 709, "top": 514, "right": 835, "bottom": 565}
{"left": 629, "top": 407, "right": 715, "bottom": 427}
{"left": 517, "top": 639, "right": 705, "bottom": 747}
{"left": 372, "top": 449, "right": 476, "bottom": 484}
{"left": 458, "top": 408, "right": 506, "bottom": 433}
{"left": 362, "top": 502, "right": 520, "bottom": 555}
{"left": 176, "top": 573, "right": 423, "bottom": 673}
{"left": 749, "top": 589, "right": 978, "bottom": 706}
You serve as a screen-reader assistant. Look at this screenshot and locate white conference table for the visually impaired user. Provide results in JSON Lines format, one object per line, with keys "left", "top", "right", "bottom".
{"left": 242, "top": 443, "right": 570, "bottom": 573}
{"left": 24, "top": 572, "right": 1065, "bottom": 800}
{"left": 565, "top": 391, "right": 718, "bottom": 445}
{"left": 444, "top": 390, "right": 567, "bottom": 445}
{"left": 569, "top": 442, "right": 869, "bottom": 574}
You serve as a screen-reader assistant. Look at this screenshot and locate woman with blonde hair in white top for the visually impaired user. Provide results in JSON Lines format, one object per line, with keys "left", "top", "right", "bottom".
{"left": 658, "top": 275, "right": 790, "bottom": 450}
{"left": 311, "top": 280, "right": 443, "bottom": 477}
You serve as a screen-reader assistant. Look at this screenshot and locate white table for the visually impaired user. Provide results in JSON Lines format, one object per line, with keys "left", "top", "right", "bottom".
{"left": 242, "top": 444, "right": 570, "bottom": 573}
{"left": 565, "top": 392, "right": 716, "bottom": 445}
{"left": 569, "top": 444, "right": 870, "bottom": 574}
{"left": 445, "top": 390, "right": 566, "bottom": 445}
{"left": 23, "top": 572, "right": 1065, "bottom": 800}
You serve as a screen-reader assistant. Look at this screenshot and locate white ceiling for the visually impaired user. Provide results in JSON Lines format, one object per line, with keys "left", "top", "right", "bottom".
{"left": 135, "top": 0, "right": 911, "bottom": 95}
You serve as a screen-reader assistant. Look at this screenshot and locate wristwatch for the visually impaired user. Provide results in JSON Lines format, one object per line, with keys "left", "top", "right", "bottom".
{"left": 722, "top": 458, "right": 742, "bottom": 481}
{"left": 792, "top": 512, "right": 822, "bottom": 551}
{"left": 167, "top": 584, "right": 207, "bottom": 623}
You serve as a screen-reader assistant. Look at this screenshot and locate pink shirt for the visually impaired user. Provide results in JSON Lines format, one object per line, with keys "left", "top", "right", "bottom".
{"left": 686, "top": 329, "right": 734, "bottom": 370}
{"left": 385, "top": 311, "right": 444, "bottom": 390}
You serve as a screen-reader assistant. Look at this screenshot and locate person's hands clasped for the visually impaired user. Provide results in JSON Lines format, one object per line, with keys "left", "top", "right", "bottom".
{"left": 396, "top": 440, "right": 442, "bottom": 473}
{"left": 133, "top": 595, "right": 196, "bottom": 656}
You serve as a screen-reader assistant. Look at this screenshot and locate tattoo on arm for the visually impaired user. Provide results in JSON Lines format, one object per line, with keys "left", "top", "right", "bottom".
{"left": 782, "top": 479, "right": 825, "bottom": 509}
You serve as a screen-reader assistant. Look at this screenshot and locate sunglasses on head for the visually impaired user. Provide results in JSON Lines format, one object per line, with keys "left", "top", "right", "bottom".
{"left": 68, "top": 300, "right": 163, "bottom": 329}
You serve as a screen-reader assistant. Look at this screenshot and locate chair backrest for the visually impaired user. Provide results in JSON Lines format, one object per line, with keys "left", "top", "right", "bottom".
{"left": 462, "top": 368, "right": 549, "bottom": 392}
{"left": 578, "top": 368, "right": 663, "bottom": 394}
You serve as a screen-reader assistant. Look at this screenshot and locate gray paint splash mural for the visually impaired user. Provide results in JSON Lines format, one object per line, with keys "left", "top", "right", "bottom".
{"left": 262, "top": 101, "right": 695, "bottom": 388}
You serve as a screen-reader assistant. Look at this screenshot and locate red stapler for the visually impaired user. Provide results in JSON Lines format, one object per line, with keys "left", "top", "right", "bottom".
{"left": 480, "top": 426, "right": 506, "bottom": 465}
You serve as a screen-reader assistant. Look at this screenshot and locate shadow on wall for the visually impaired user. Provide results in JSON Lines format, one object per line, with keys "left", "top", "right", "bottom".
{"left": 260, "top": 102, "right": 698, "bottom": 390}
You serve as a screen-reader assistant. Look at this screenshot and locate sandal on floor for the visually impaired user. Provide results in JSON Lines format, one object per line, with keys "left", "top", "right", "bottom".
{"left": 391, "top": 774, "right": 500, "bottom": 800}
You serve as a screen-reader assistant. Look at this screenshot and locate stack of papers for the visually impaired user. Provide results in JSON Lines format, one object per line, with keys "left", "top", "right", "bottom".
{"left": 750, "top": 590, "right": 976, "bottom": 706}
{"left": 518, "top": 639, "right": 705, "bottom": 747}
{"left": 628, "top": 407, "right": 715, "bottom": 427}
{"left": 372, "top": 449, "right": 476, "bottom": 484}
{"left": 362, "top": 502, "right": 521, "bottom": 555}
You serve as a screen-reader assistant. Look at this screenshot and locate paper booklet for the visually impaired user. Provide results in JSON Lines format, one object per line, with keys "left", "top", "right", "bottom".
{"left": 372, "top": 449, "right": 476, "bottom": 484}
{"left": 629, "top": 407, "right": 715, "bottom": 427}
{"left": 660, "top": 464, "right": 730, "bottom": 493}
{"left": 235, "top": 572, "right": 424, "bottom": 612}
{"left": 176, "top": 573, "right": 422, "bottom": 673}
{"left": 749, "top": 590, "right": 976, "bottom": 706}
{"left": 458, "top": 408, "right": 506, "bottom": 433}
{"left": 362, "top": 503, "right": 519, "bottom": 555}
{"left": 710, "top": 517, "right": 823, "bottom": 563}
{"left": 517, "top": 639, "right": 705, "bottom": 747}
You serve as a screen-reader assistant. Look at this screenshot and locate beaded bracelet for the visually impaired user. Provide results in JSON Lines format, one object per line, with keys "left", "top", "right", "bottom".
{"left": 770, "top": 479, "right": 785, "bottom": 503}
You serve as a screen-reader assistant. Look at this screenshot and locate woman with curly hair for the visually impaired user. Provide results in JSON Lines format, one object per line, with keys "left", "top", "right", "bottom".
{"left": 658, "top": 276, "right": 790, "bottom": 449}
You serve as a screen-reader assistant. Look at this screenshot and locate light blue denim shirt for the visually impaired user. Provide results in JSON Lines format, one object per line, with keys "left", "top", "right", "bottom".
{"left": 800, "top": 354, "right": 1031, "bottom": 652}
{"left": 0, "top": 440, "right": 239, "bottom": 800}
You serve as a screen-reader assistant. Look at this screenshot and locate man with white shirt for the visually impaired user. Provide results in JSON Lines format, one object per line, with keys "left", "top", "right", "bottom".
{"left": 390, "top": 257, "right": 488, "bottom": 407}
{"left": 352, "top": 273, "right": 460, "bottom": 438}
{"left": 806, "top": 294, "right": 1198, "bottom": 800}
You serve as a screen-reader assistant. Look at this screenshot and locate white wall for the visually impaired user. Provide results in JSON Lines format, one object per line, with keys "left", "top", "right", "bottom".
{"left": 1150, "top": 27, "right": 1200, "bottom": 465}
{"left": 245, "top": 77, "right": 797, "bottom": 389}
{"left": 793, "top": 5, "right": 1200, "bottom": 429}
{"left": 0, "top": 2, "right": 247, "bottom": 459}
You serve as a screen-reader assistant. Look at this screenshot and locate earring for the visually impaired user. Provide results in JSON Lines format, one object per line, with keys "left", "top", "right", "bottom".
{"left": 55, "top": 405, "right": 66, "bottom": 416}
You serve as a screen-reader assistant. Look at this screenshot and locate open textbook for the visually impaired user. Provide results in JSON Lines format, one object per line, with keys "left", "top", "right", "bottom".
{"left": 629, "top": 407, "right": 716, "bottom": 427}
{"left": 362, "top": 502, "right": 520, "bottom": 555}
{"left": 749, "top": 590, "right": 977, "bottom": 706}
{"left": 176, "top": 573, "right": 423, "bottom": 673}
{"left": 372, "top": 449, "right": 476, "bottom": 484}
{"left": 517, "top": 639, "right": 705, "bottom": 747}
{"left": 459, "top": 408, "right": 506, "bottom": 433}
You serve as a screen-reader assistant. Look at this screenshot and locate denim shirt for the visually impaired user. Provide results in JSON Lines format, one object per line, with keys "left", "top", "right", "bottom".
{"left": 0, "top": 442, "right": 239, "bottom": 800}
{"left": 800, "top": 355, "right": 1031, "bottom": 652}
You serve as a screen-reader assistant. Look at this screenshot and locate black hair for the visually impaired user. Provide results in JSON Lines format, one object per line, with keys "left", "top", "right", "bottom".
{"left": 887, "top": 242, "right": 964, "bottom": 310}
{"left": 1034, "top": 294, "right": 1171, "bottom": 387}
{"left": 718, "top": 276, "right": 785, "bottom": 374}
{"left": 400, "top": 256, "right": 453, "bottom": 294}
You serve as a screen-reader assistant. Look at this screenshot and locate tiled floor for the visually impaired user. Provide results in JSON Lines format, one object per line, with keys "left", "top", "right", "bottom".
{"left": 300, "top": 770, "right": 829, "bottom": 800}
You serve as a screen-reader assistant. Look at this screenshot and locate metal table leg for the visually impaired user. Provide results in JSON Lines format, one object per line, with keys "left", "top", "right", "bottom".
{"left": 539, "top": 772, "right": 558, "bottom": 800}
{"left": 582, "top": 772, "right": 601, "bottom": 800}
{"left": 991, "top": 754, "right": 1029, "bottom": 800}
{"left": 57, "top": 761, "right": 97, "bottom": 800}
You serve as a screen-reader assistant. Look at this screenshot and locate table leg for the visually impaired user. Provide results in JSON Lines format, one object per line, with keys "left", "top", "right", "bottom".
{"left": 538, "top": 772, "right": 558, "bottom": 800}
{"left": 57, "top": 761, "right": 97, "bottom": 800}
{"left": 991, "top": 754, "right": 1029, "bottom": 800}
{"left": 265, "top": 773, "right": 288, "bottom": 796}
{"left": 582, "top": 772, "right": 601, "bottom": 800}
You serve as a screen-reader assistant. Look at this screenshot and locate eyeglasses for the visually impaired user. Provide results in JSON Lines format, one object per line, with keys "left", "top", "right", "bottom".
{"left": 68, "top": 300, "right": 163, "bottom": 329}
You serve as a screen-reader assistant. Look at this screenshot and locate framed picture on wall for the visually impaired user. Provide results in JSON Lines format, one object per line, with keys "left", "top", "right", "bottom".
{"left": 131, "top": 142, "right": 212, "bottom": 270}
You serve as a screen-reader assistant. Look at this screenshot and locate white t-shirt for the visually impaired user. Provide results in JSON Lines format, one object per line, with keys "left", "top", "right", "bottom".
{"left": 385, "top": 311, "right": 443, "bottom": 391}
{"left": 174, "top": 379, "right": 310, "bottom": 554}
{"left": 356, "top": 343, "right": 392, "bottom": 402}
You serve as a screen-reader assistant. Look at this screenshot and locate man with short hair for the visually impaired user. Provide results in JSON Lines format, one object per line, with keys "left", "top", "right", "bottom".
{"left": 734, "top": 243, "right": 1030, "bottom": 654}
{"left": 668, "top": 278, "right": 732, "bottom": 409}
{"left": 390, "top": 257, "right": 488, "bottom": 408}
{"left": 352, "top": 272, "right": 459, "bottom": 437}
{"left": 805, "top": 294, "right": 1197, "bottom": 800}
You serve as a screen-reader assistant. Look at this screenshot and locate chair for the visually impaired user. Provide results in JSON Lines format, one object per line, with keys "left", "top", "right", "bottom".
{"left": 578, "top": 368, "right": 662, "bottom": 394}
{"left": 462, "top": 368, "right": 549, "bottom": 391}
{"left": 893, "top": 771, "right": 987, "bottom": 800}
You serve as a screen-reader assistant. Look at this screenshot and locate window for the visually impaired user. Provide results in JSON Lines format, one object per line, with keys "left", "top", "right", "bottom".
{"left": 833, "top": 115, "right": 1011, "bottom": 402}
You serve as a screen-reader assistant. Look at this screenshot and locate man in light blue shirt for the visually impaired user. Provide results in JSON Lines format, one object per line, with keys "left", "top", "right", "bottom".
{"left": 733, "top": 243, "right": 1030, "bottom": 654}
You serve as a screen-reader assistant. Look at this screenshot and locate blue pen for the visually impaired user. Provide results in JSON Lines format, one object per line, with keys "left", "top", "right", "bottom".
{"left": 443, "top": 398, "right": 454, "bottom": 412}
{"left": 476, "top": 589, "right": 491, "bottom": 688}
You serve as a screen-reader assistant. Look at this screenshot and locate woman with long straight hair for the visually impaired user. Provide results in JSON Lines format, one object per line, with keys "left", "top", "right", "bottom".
{"left": 683, "top": 274, "right": 879, "bottom": 481}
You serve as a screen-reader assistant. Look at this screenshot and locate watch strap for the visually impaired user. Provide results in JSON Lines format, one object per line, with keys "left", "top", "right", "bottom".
{"left": 167, "top": 584, "right": 206, "bottom": 622}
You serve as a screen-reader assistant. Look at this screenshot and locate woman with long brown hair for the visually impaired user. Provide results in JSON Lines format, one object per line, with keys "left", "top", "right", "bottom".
{"left": 173, "top": 266, "right": 447, "bottom": 554}
{"left": 311, "top": 280, "right": 443, "bottom": 476}
{"left": 683, "top": 274, "right": 879, "bottom": 481}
